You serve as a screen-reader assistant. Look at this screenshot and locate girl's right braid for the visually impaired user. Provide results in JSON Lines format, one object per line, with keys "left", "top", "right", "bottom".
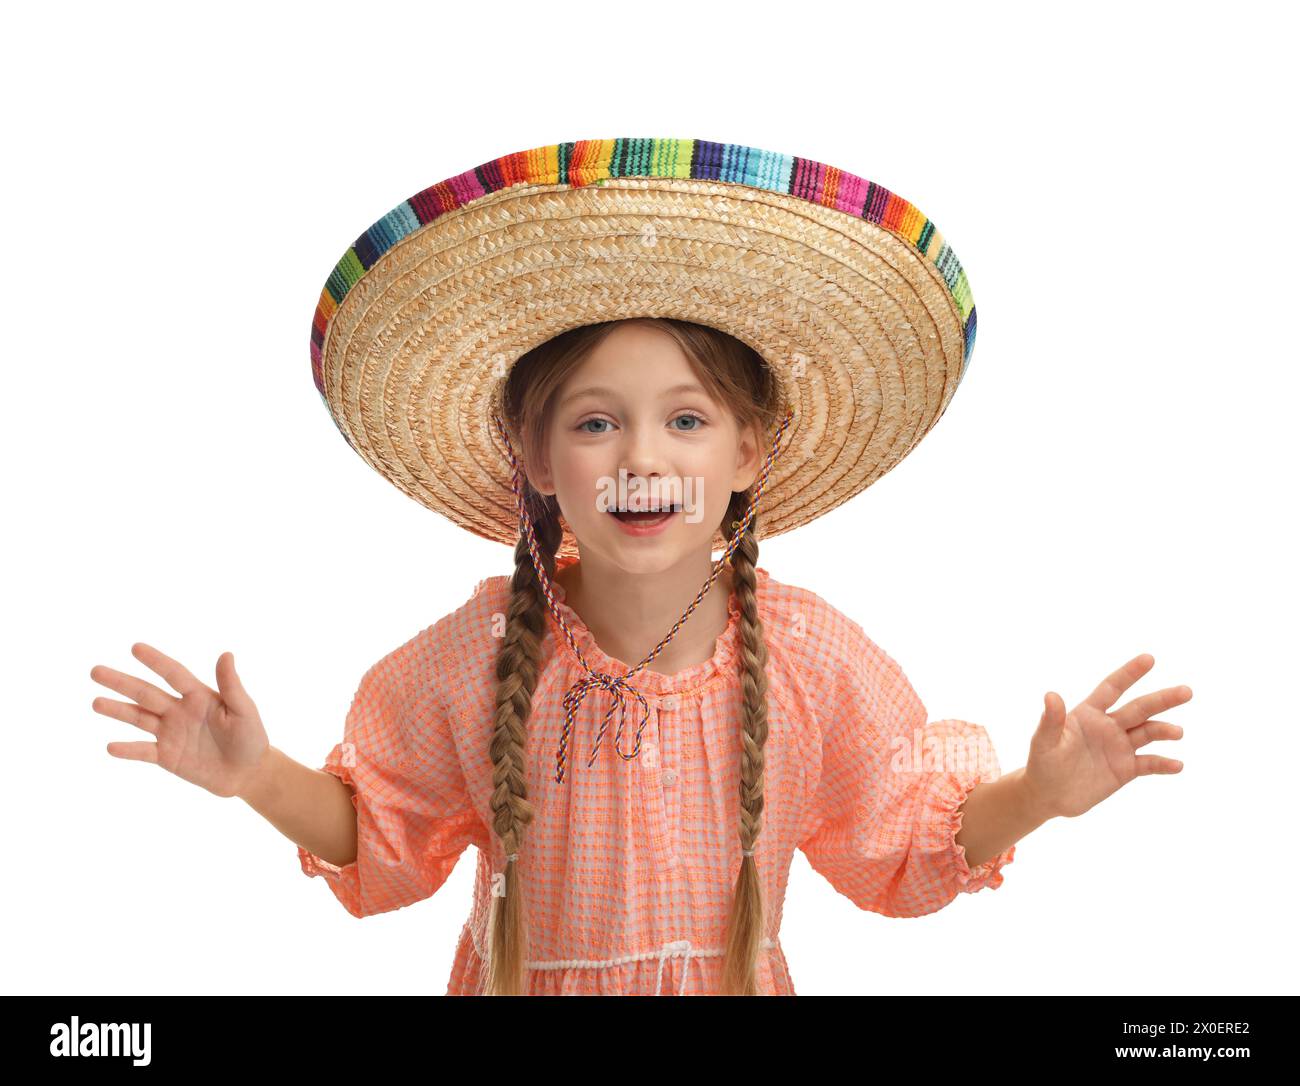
{"left": 483, "top": 500, "right": 562, "bottom": 996}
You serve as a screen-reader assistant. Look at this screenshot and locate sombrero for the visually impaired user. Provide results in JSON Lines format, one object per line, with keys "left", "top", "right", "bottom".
{"left": 309, "top": 137, "right": 978, "bottom": 558}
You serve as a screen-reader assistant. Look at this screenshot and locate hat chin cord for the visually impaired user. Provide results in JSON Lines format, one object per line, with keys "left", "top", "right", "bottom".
{"left": 486, "top": 407, "right": 793, "bottom": 886}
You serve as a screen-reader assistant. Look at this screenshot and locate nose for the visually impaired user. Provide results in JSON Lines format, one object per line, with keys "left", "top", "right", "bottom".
{"left": 619, "top": 449, "right": 672, "bottom": 504}
{"left": 619, "top": 428, "right": 674, "bottom": 479}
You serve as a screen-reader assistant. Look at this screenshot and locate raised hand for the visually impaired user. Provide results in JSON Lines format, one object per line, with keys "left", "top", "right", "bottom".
{"left": 90, "top": 644, "right": 270, "bottom": 799}
{"left": 1023, "top": 654, "right": 1189, "bottom": 820}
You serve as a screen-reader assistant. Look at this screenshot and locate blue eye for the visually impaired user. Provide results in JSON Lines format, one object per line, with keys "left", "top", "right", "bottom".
{"left": 576, "top": 413, "right": 707, "bottom": 434}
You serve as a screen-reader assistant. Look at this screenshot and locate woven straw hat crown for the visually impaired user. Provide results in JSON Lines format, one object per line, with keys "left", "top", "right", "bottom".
{"left": 310, "top": 138, "right": 977, "bottom": 557}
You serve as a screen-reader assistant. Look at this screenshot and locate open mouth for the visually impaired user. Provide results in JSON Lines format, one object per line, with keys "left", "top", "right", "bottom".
{"left": 608, "top": 505, "right": 682, "bottom": 523}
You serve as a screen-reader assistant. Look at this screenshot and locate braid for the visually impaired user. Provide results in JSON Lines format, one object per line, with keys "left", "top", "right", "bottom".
{"left": 482, "top": 498, "right": 562, "bottom": 996}
{"left": 719, "top": 492, "right": 771, "bottom": 995}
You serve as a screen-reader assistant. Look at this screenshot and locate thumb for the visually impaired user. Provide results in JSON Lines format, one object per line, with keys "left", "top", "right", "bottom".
{"left": 1040, "top": 691, "right": 1066, "bottom": 736}
{"left": 215, "top": 652, "right": 256, "bottom": 716}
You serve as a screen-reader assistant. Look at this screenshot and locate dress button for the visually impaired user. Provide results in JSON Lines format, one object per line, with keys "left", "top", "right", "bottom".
{"left": 642, "top": 743, "right": 659, "bottom": 768}
{"left": 664, "top": 769, "right": 678, "bottom": 785}
{"left": 658, "top": 694, "right": 680, "bottom": 711}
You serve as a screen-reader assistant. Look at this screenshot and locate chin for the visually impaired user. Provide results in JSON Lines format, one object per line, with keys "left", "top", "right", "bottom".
{"left": 581, "top": 515, "right": 716, "bottom": 572}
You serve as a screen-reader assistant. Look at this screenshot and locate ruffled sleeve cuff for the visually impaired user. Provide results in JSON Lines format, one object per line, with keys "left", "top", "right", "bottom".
{"left": 297, "top": 752, "right": 366, "bottom": 917}
{"left": 297, "top": 739, "right": 484, "bottom": 919}
{"left": 924, "top": 768, "right": 1017, "bottom": 896}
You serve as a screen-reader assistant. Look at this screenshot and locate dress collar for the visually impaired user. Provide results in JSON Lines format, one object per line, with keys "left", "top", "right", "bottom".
{"left": 544, "top": 552, "right": 764, "bottom": 698}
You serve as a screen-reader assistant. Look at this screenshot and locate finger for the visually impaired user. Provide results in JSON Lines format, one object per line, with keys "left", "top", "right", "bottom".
{"left": 91, "top": 696, "right": 161, "bottom": 736}
{"left": 1113, "top": 685, "right": 1193, "bottom": 731}
{"left": 106, "top": 740, "right": 160, "bottom": 764}
{"left": 1133, "top": 753, "right": 1184, "bottom": 776}
{"left": 215, "top": 652, "right": 256, "bottom": 717}
{"left": 1039, "top": 691, "right": 1066, "bottom": 738}
{"left": 1083, "top": 654, "right": 1156, "bottom": 713}
{"left": 132, "top": 642, "right": 206, "bottom": 697}
{"left": 89, "top": 663, "right": 176, "bottom": 717}
{"left": 1127, "top": 720, "right": 1184, "bottom": 751}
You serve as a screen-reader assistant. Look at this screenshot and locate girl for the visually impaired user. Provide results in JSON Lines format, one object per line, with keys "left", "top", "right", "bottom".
{"left": 89, "top": 139, "right": 1191, "bottom": 996}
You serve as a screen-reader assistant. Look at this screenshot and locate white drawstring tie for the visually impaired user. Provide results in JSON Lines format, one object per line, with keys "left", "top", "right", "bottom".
{"left": 652, "top": 939, "right": 696, "bottom": 997}
{"left": 468, "top": 922, "right": 777, "bottom": 995}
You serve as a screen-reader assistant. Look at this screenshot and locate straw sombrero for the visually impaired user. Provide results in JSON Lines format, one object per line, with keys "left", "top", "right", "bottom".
{"left": 309, "top": 137, "right": 978, "bottom": 558}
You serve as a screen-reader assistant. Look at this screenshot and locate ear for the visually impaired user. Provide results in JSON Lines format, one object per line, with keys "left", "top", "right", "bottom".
{"left": 730, "top": 420, "right": 764, "bottom": 493}
{"left": 524, "top": 453, "right": 556, "bottom": 497}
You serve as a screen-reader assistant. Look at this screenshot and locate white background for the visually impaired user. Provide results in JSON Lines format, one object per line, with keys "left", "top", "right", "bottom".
{"left": 6, "top": 0, "right": 1295, "bottom": 996}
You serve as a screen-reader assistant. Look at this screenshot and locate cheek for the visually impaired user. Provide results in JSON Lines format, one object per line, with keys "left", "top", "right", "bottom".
{"left": 690, "top": 441, "right": 738, "bottom": 482}
{"left": 680, "top": 449, "right": 739, "bottom": 515}
{"left": 549, "top": 445, "right": 606, "bottom": 504}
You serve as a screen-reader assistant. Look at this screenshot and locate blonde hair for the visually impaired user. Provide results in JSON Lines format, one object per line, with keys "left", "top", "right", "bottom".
{"left": 485, "top": 318, "right": 782, "bottom": 995}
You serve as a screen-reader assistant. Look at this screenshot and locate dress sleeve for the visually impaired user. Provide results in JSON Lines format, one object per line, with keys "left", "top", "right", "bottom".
{"left": 297, "top": 629, "right": 486, "bottom": 918}
{"left": 798, "top": 630, "right": 1016, "bottom": 918}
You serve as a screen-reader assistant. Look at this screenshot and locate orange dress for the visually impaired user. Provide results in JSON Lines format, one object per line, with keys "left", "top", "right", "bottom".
{"left": 298, "top": 553, "right": 1016, "bottom": 995}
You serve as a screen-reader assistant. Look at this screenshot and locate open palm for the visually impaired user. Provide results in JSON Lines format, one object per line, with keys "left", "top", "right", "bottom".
{"left": 1025, "top": 654, "right": 1190, "bottom": 820}
{"left": 90, "top": 643, "right": 269, "bottom": 799}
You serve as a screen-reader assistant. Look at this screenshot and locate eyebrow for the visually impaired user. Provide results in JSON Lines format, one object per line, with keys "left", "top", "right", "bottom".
{"left": 561, "top": 382, "right": 709, "bottom": 408}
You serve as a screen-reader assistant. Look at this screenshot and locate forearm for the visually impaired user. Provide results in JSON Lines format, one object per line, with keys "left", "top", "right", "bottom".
{"left": 237, "top": 746, "right": 359, "bottom": 868}
{"left": 955, "top": 766, "right": 1052, "bottom": 869}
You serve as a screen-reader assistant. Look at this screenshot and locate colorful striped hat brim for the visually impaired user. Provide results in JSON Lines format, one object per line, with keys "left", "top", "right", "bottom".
{"left": 311, "top": 137, "right": 978, "bottom": 555}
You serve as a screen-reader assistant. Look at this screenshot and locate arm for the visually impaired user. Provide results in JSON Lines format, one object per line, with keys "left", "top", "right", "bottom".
{"left": 957, "top": 656, "right": 1192, "bottom": 867}
{"left": 955, "top": 766, "right": 1053, "bottom": 870}
{"left": 238, "top": 745, "right": 359, "bottom": 869}
{"left": 89, "top": 643, "right": 359, "bottom": 868}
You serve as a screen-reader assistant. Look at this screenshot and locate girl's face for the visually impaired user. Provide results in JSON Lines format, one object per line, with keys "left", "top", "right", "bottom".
{"left": 529, "top": 323, "right": 762, "bottom": 577}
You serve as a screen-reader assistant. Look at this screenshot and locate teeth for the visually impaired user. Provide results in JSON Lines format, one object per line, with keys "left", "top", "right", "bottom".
{"left": 611, "top": 505, "right": 679, "bottom": 513}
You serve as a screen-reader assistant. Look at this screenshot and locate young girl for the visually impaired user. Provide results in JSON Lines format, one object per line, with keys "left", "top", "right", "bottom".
{"left": 89, "top": 139, "right": 1191, "bottom": 996}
